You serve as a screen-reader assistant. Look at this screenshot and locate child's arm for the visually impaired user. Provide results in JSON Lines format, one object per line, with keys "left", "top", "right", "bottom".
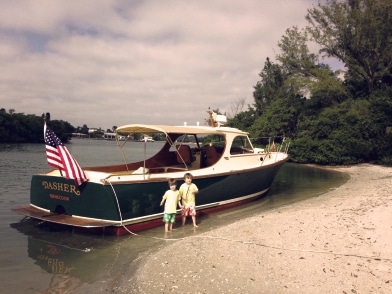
{"left": 177, "top": 192, "right": 183, "bottom": 208}
{"left": 160, "top": 194, "right": 166, "bottom": 206}
{"left": 180, "top": 189, "right": 186, "bottom": 199}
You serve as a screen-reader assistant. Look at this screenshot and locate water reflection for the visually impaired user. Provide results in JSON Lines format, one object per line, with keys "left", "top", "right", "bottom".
{"left": 12, "top": 220, "right": 113, "bottom": 280}
{"left": 264, "top": 163, "right": 348, "bottom": 208}
{"left": 10, "top": 218, "right": 165, "bottom": 292}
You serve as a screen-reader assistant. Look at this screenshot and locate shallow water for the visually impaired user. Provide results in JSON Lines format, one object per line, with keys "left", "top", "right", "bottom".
{"left": 0, "top": 140, "right": 348, "bottom": 293}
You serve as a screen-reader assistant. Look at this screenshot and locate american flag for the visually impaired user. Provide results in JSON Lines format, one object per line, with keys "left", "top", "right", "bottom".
{"left": 44, "top": 123, "right": 88, "bottom": 186}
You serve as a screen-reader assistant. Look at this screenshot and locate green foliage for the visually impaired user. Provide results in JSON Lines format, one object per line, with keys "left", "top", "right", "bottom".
{"left": 48, "top": 120, "right": 75, "bottom": 143}
{"left": 227, "top": 107, "right": 257, "bottom": 130}
{"left": 306, "top": 0, "right": 392, "bottom": 95}
{"left": 276, "top": 26, "right": 318, "bottom": 78}
{"left": 224, "top": 0, "right": 392, "bottom": 166}
{"left": 309, "top": 68, "right": 350, "bottom": 106}
{"left": 250, "top": 95, "right": 301, "bottom": 139}
{"left": 253, "top": 58, "right": 285, "bottom": 115}
{"left": 291, "top": 99, "right": 385, "bottom": 164}
{"left": 0, "top": 110, "right": 75, "bottom": 143}
{"left": 75, "top": 124, "right": 89, "bottom": 134}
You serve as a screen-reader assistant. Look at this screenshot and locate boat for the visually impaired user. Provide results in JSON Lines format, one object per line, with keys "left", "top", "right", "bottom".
{"left": 12, "top": 111, "right": 290, "bottom": 235}
{"left": 103, "top": 132, "right": 126, "bottom": 140}
{"left": 139, "top": 135, "right": 154, "bottom": 142}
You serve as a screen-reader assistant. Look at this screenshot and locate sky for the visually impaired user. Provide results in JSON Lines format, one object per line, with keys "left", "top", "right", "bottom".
{"left": 0, "top": 0, "right": 334, "bottom": 131}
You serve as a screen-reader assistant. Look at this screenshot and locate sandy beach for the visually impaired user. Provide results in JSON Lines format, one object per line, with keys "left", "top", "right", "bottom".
{"left": 110, "top": 164, "right": 392, "bottom": 293}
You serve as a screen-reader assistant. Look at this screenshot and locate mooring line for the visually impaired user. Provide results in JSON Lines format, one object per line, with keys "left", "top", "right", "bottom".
{"left": 104, "top": 181, "right": 390, "bottom": 261}
{"left": 121, "top": 228, "right": 392, "bottom": 261}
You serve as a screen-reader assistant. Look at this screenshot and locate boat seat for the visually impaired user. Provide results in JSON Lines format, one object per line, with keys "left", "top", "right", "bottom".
{"left": 205, "top": 145, "right": 220, "bottom": 166}
{"left": 176, "top": 145, "right": 194, "bottom": 165}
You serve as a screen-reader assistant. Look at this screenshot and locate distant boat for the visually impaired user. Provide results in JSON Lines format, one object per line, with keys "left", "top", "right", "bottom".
{"left": 71, "top": 132, "right": 89, "bottom": 138}
{"left": 103, "top": 132, "right": 126, "bottom": 140}
{"left": 12, "top": 111, "right": 289, "bottom": 235}
{"left": 139, "top": 135, "right": 154, "bottom": 142}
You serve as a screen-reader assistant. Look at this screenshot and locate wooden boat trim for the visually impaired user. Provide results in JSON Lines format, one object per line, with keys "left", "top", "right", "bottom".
{"left": 12, "top": 205, "right": 118, "bottom": 228}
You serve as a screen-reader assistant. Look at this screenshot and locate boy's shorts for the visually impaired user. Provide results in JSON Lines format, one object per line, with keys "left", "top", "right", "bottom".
{"left": 163, "top": 213, "right": 176, "bottom": 223}
{"left": 181, "top": 205, "right": 196, "bottom": 216}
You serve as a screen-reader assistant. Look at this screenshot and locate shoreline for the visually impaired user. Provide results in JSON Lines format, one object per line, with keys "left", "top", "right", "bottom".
{"left": 95, "top": 164, "right": 392, "bottom": 293}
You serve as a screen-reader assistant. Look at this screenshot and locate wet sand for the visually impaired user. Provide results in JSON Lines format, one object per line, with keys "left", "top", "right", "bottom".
{"left": 94, "top": 164, "right": 392, "bottom": 293}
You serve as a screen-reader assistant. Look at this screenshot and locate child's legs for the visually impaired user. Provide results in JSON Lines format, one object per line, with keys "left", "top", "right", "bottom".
{"left": 169, "top": 213, "right": 176, "bottom": 230}
{"left": 182, "top": 206, "right": 190, "bottom": 225}
{"left": 190, "top": 206, "right": 197, "bottom": 226}
{"left": 191, "top": 215, "right": 197, "bottom": 226}
{"left": 163, "top": 213, "right": 172, "bottom": 231}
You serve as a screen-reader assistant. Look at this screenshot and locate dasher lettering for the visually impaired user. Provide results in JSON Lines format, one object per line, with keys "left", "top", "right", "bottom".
{"left": 42, "top": 181, "right": 80, "bottom": 196}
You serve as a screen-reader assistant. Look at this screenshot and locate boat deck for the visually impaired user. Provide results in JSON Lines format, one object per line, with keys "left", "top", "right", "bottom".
{"left": 12, "top": 205, "right": 118, "bottom": 228}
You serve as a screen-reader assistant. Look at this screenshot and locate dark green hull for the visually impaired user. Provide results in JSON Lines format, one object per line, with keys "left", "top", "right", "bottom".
{"left": 27, "top": 160, "right": 286, "bottom": 232}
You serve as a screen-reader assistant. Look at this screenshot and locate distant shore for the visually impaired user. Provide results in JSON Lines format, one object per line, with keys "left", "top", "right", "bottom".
{"left": 110, "top": 164, "right": 392, "bottom": 293}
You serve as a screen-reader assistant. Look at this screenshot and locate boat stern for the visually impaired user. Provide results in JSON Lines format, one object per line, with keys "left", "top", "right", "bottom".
{"left": 29, "top": 174, "right": 121, "bottom": 222}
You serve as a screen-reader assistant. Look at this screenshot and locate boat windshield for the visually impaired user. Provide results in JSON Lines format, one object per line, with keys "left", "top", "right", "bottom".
{"left": 171, "top": 133, "right": 226, "bottom": 151}
{"left": 230, "top": 135, "right": 254, "bottom": 155}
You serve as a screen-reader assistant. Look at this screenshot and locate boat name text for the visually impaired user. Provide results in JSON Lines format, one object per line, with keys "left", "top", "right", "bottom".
{"left": 42, "top": 181, "right": 80, "bottom": 196}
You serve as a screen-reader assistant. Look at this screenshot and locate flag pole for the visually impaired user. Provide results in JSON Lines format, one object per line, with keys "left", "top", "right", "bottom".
{"left": 43, "top": 113, "right": 63, "bottom": 177}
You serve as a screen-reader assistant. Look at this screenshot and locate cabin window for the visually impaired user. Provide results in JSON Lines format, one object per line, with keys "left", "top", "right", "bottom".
{"left": 175, "top": 134, "right": 196, "bottom": 144}
{"left": 230, "top": 136, "right": 254, "bottom": 155}
{"left": 202, "top": 134, "right": 225, "bottom": 148}
{"left": 171, "top": 134, "right": 199, "bottom": 152}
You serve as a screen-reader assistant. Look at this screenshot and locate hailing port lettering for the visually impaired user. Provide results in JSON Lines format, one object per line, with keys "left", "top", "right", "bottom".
{"left": 42, "top": 181, "right": 81, "bottom": 196}
{"left": 37, "top": 254, "right": 73, "bottom": 274}
{"left": 35, "top": 245, "right": 73, "bottom": 274}
{"left": 50, "top": 194, "right": 70, "bottom": 201}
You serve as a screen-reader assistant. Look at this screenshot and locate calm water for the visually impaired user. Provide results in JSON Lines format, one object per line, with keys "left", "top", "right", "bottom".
{"left": 0, "top": 140, "right": 348, "bottom": 293}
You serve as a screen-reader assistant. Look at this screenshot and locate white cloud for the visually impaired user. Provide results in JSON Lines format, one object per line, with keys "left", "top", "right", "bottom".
{"left": 0, "top": 0, "right": 323, "bottom": 130}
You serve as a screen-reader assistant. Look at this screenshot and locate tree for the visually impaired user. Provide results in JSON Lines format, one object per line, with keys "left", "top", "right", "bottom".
{"left": 80, "top": 124, "right": 89, "bottom": 134}
{"left": 227, "top": 97, "right": 246, "bottom": 119}
{"left": 277, "top": 26, "right": 349, "bottom": 105}
{"left": 232, "top": 0, "right": 392, "bottom": 165}
{"left": 227, "top": 106, "right": 257, "bottom": 131}
{"left": 291, "top": 99, "right": 378, "bottom": 165}
{"left": 0, "top": 109, "right": 76, "bottom": 143}
{"left": 305, "top": 66, "right": 350, "bottom": 111}
{"left": 253, "top": 57, "right": 285, "bottom": 115}
{"left": 252, "top": 27, "right": 346, "bottom": 140}
{"left": 49, "top": 120, "right": 75, "bottom": 142}
{"left": 276, "top": 26, "right": 318, "bottom": 77}
{"left": 250, "top": 94, "right": 301, "bottom": 141}
{"left": 306, "top": 0, "right": 392, "bottom": 95}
